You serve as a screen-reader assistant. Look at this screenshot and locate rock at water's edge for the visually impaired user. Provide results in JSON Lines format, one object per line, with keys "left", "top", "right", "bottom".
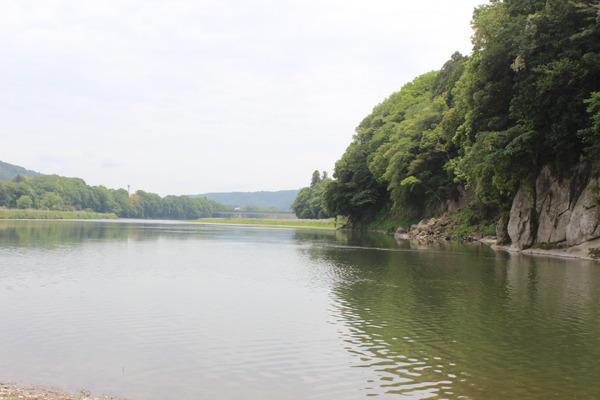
{"left": 507, "top": 164, "right": 600, "bottom": 249}
{"left": 566, "top": 176, "right": 600, "bottom": 246}
{"left": 507, "top": 187, "right": 536, "bottom": 250}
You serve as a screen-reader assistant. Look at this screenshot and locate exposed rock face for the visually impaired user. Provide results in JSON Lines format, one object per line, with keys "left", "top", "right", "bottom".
{"left": 445, "top": 186, "right": 477, "bottom": 213}
{"left": 566, "top": 176, "right": 600, "bottom": 246}
{"left": 394, "top": 164, "right": 599, "bottom": 256}
{"left": 408, "top": 217, "right": 455, "bottom": 241}
{"left": 507, "top": 164, "right": 600, "bottom": 249}
{"left": 396, "top": 215, "right": 489, "bottom": 242}
{"left": 395, "top": 216, "right": 454, "bottom": 241}
{"left": 507, "top": 187, "right": 537, "bottom": 249}
{"left": 495, "top": 216, "right": 510, "bottom": 245}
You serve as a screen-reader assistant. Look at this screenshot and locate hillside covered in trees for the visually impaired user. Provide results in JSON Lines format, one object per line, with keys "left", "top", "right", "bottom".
{"left": 0, "top": 173, "right": 229, "bottom": 219}
{"left": 190, "top": 190, "right": 299, "bottom": 212}
{"left": 0, "top": 160, "right": 43, "bottom": 182}
{"left": 310, "top": 0, "right": 600, "bottom": 232}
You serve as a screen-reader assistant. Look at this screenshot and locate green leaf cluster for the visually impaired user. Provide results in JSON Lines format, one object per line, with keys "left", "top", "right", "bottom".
{"left": 292, "top": 171, "right": 334, "bottom": 219}
{"left": 325, "top": 0, "right": 600, "bottom": 226}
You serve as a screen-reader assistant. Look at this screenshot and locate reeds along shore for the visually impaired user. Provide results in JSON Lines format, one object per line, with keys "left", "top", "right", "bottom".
{"left": 0, "top": 208, "right": 117, "bottom": 220}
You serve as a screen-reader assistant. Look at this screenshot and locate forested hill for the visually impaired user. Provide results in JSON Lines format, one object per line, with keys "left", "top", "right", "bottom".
{"left": 190, "top": 190, "right": 299, "bottom": 212}
{"left": 0, "top": 169, "right": 230, "bottom": 219}
{"left": 320, "top": 0, "right": 600, "bottom": 230}
{"left": 0, "top": 161, "right": 43, "bottom": 181}
{"left": 0, "top": 160, "right": 296, "bottom": 218}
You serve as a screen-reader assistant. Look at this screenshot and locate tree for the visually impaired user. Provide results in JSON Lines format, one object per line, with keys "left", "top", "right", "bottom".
{"left": 292, "top": 171, "right": 334, "bottom": 219}
{"left": 135, "top": 190, "right": 162, "bottom": 218}
{"left": 292, "top": 188, "right": 312, "bottom": 218}
{"left": 325, "top": 70, "right": 462, "bottom": 221}
{"left": 4, "top": 181, "right": 36, "bottom": 208}
{"left": 91, "top": 186, "right": 118, "bottom": 213}
{"left": 39, "top": 192, "right": 62, "bottom": 210}
{"left": 16, "top": 195, "right": 33, "bottom": 209}
{"left": 310, "top": 170, "right": 321, "bottom": 187}
{"left": 579, "top": 91, "right": 600, "bottom": 164}
{"left": 451, "top": 0, "right": 600, "bottom": 210}
{"left": 111, "top": 188, "right": 134, "bottom": 217}
{"left": 324, "top": 140, "right": 388, "bottom": 223}
{"left": 0, "top": 182, "right": 10, "bottom": 207}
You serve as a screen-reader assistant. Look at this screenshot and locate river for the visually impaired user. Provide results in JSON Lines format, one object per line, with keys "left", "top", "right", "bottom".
{"left": 0, "top": 220, "right": 599, "bottom": 399}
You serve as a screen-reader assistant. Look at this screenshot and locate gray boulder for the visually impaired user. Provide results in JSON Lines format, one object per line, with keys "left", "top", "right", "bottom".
{"left": 507, "top": 186, "right": 537, "bottom": 249}
{"left": 507, "top": 164, "right": 600, "bottom": 249}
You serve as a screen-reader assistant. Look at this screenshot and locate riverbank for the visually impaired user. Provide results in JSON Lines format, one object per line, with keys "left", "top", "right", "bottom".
{"left": 0, "top": 382, "right": 124, "bottom": 400}
{"left": 491, "top": 237, "right": 600, "bottom": 261}
{"left": 205, "top": 214, "right": 600, "bottom": 261}
{"left": 0, "top": 208, "right": 117, "bottom": 220}
{"left": 394, "top": 215, "right": 600, "bottom": 261}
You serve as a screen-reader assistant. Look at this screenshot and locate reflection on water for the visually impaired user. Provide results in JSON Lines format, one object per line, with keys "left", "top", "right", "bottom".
{"left": 303, "top": 237, "right": 600, "bottom": 399}
{"left": 0, "top": 219, "right": 230, "bottom": 247}
{"left": 0, "top": 220, "right": 599, "bottom": 399}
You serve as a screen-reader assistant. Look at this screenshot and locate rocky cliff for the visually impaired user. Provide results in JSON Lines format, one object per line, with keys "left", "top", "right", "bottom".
{"left": 506, "top": 164, "right": 600, "bottom": 250}
{"left": 394, "top": 163, "right": 600, "bottom": 260}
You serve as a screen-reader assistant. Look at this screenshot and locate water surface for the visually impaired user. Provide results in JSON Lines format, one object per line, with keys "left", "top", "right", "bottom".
{"left": 0, "top": 220, "right": 599, "bottom": 399}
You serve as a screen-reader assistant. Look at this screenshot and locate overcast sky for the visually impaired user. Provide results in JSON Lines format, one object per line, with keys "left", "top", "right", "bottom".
{"left": 1, "top": 0, "right": 486, "bottom": 196}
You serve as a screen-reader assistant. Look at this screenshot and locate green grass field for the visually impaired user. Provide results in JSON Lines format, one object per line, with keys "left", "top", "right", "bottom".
{"left": 190, "top": 217, "right": 342, "bottom": 229}
{"left": 0, "top": 208, "right": 118, "bottom": 220}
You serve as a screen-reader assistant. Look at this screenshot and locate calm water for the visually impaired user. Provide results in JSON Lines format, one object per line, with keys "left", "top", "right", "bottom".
{"left": 0, "top": 220, "right": 599, "bottom": 400}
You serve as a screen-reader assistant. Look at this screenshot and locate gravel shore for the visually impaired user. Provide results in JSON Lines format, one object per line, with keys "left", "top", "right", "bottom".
{"left": 0, "top": 383, "right": 126, "bottom": 400}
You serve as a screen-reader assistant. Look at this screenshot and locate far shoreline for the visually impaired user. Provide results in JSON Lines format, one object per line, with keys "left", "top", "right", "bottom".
{"left": 189, "top": 217, "right": 341, "bottom": 229}
{"left": 2, "top": 215, "right": 597, "bottom": 261}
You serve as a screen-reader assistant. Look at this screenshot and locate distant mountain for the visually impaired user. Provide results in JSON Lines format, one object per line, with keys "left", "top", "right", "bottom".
{"left": 0, "top": 160, "right": 43, "bottom": 181}
{"left": 190, "top": 190, "right": 299, "bottom": 212}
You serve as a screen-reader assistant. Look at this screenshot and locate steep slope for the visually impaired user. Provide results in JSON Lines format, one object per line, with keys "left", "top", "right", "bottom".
{"left": 0, "top": 160, "right": 43, "bottom": 181}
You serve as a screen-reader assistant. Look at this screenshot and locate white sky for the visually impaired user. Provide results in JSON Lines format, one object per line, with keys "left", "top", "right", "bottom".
{"left": 1, "top": 0, "right": 486, "bottom": 196}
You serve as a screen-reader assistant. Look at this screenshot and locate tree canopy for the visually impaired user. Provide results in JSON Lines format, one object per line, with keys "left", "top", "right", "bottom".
{"left": 292, "top": 171, "right": 334, "bottom": 219}
{"left": 323, "top": 0, "right": 600, "bottom": 226}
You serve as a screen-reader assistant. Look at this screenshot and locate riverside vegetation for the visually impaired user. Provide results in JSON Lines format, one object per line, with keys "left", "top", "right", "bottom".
{"left": 293, "top": 0, "right": 600, "bottom": 254}
{"left": 0, "top": 174, "right": 230, "bottom": 220}
{"left": 0, "top": 208, "right": 117, "bottom": 220}
{"left": 0, "top": 164, "right": 297, "bottom": 221}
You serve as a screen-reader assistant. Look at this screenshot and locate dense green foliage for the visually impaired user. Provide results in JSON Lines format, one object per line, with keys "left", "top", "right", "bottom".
{"left": 292, "top": 171, "right": 334, "bottom": 219}
{"left": 325, "top": 0, "right": 600, "bottom": 226}
{"left": 0, "top": 174, "right": 228, "bottom": 219}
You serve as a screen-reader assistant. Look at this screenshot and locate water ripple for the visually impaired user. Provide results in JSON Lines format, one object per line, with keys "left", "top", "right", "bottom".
{"left": 2, "top": 221, "right": 600, "bottom": 399}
